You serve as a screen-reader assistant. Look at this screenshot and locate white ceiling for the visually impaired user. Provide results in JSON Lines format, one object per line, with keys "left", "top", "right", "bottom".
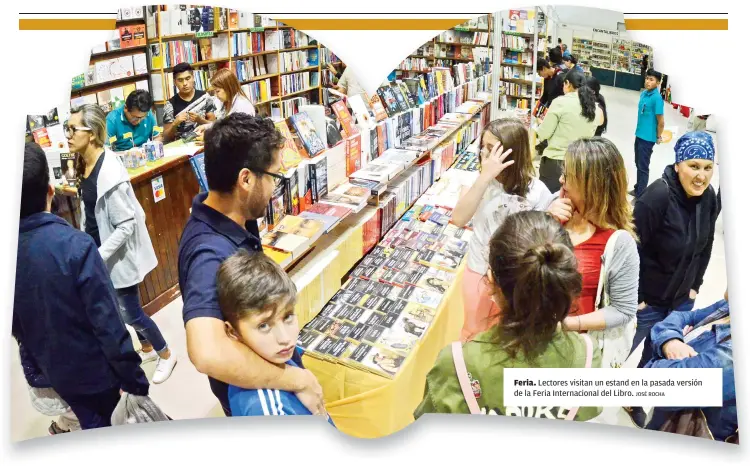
{"left": 552, "top": 5, "right": 625, "bottom": 30}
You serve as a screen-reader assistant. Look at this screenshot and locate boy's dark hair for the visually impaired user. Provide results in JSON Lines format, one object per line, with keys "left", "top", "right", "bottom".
{"left": 125, "top": 90, "right": 153, "bottom": 113}
{"left": 558, "top": 37, "right": 562, "bottom": 44}
{"left": 203, "top": 113, "right": 285, "bottom": 193}
{"left": 537, "top": 58, "right": 551, "bottom": 71}
{"left": 21, "top": 142, "right": 50, "bottom": 219}
{"left": 172, "top": 62, "right": 193, "bottom": 78}
{"left": 217, "top": 249, "right": 298, "bottom": 327}
{"left": 563, "top": 54, "right": 578, "bottom": 65}
{"left": 646, "top": 69, "right": 663, "bottom": 81}
{"left": 548, "top": 47, "right": 563, "bottom": 65}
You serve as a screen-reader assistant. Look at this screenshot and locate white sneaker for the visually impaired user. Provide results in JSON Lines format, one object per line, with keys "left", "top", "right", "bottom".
{"left": 152, "top": 353, "right": 178, "bottom": 384}
{"left": 139, "top": 349, "right": 159, "bottom": 363}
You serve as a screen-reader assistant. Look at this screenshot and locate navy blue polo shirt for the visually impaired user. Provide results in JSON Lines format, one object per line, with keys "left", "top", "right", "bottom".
{"left": 177, "top": 192, "right": 262, "bottom": 415}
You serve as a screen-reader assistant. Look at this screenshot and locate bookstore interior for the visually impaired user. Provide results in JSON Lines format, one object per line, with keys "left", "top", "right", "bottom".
{"left": 22, "top": 5, "right": 690, "bottom": 440}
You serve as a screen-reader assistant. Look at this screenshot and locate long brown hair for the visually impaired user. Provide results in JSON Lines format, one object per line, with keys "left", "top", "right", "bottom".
{"left": 564, "top": 138, "right": 636, "bottom": 238}
{"left": 488, "top": 211, "right": 582, "bottom": 361}
{"left": 479, "top": 118, "right": 535, "bottom": 197}
{"left": 211, "top": 68, "right": 248, "bottom": 114}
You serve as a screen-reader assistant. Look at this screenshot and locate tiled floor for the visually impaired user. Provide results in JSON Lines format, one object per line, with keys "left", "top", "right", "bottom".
{"left": 10, "top": 86, "right": 726, "bottom": 441}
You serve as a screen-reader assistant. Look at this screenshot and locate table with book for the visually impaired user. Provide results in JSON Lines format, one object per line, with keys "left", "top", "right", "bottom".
{"left": 265, "top": 87, "right": 492, "bottom": 438}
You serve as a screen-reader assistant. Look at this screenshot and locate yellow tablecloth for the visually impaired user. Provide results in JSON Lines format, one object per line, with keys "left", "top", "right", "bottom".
{"left": 303, "top": 264, "right": 466, "bottom": 438}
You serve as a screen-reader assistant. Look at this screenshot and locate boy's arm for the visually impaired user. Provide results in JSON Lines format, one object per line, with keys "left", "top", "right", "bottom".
{"left": 651, "top": 305, "right": 718, "bottom": 359}
{"left": 76, "top": 237, "right": 149, "bottom": 395}
{"left": 655, "top": 96, "right": 665, "bottom": 143}
{"left": 183, "top": 249, "right": 325, "bottom": 414}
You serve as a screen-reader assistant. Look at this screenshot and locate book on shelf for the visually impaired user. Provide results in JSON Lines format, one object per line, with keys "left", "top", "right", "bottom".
{"left": 298, "top": 202, "right": 351, "bottom": 233}
{"left": 266, "top": 180, "right": 288, "bottom": 230}
{"left": 289, "top": 111, "right": 326, "bottom": 157}
{"left": 263, "top": 247, "right": 293, "bottom": 269}
{"left": 319, "top": 183, "right": 370, "bottom": 213}
{"left": 348, "top": 178, "right": 387, "bottom": 197}
{"left": 274, "top": 119, "right": 304, "bottom": 171}
{"left": 369, "top": 94, "right": 389, "bottom": 122}
{"left": 262, "top": 230, "right": 310, "bottom": 259}
{"left": 272, "top": 215, "right": 325, "bottom": 245}
{"left": 345, "top": 135, "right": 362, "bottom": 177}
{"left": 307, "top": 152, "right": 329, "bottom": 203}
{"left": 331, "top": 101, "right": 358, "bottom": 137}
{"left": 283, "top": 168, "right": 301, "bottom": 216}
{"left": 348, "top": 94, "right": 374, "bottom": 126}
{"left": 325, "top": 142, "right": 347, "bottom": 190}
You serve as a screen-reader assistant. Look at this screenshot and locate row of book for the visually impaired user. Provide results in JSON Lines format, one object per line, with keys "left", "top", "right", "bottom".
{"left": 156, "top": 37, "right": 231, "bottom": 69}
{"left": 501, "top": 66, "right": 535, "bottom": 82}
{"left": 280, "top": 71, "right": 319, "bottom": 96}
{"left": 436, "top": 30, "right": 491, "bottom": 46}
{"left": 398, "top": 58, "right": 430, "bottom": 72}
{"left": 73, "top": 54, "right": 148, "bottom": 90}
{"left": 90, "top": 24, "right": 147, "bottom": 56}
{"left": 501, "top": 34, "right": 531, "bottom": 50}
{"left": 231, "top": 31, "right": 266, "bottom": 56}
{"left": 296, "top": 151, "right": 483, "bottom": 378}
{"left": 434, "top": 44, "right": 474, "bottom": 60}
{"left": 502, "top": 51, "right": 533, "bottom": 65}
{"left": 278, "top": 50, "right": 319, "bottom": 73}
{"left": 503, "top": 83, "right": 534, "bottom": 98}
{"left": 273, "top": 97, "right": 311, "bottom": 119}
{"left": 319, "top": 47, "right": 340, "bottom": 64}
{"left": 241, "top": 78, "right": 274, "bottom": 103}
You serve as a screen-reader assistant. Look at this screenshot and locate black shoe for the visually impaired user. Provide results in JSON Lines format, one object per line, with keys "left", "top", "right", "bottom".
{"left": 624, "top": 406, "right": 647, "bottom": 428}
{"left": 48, "top": 421, "right": 70, "bottom": 435}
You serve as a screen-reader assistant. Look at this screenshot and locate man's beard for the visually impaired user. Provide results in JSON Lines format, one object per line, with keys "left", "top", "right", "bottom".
{"left": 246, "top": 189, "right": 269, "bottom": 220}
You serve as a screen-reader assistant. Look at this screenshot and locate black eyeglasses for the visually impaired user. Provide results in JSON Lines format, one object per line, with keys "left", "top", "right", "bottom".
{"left": 255, "top": 170, "right": 285, "bottom": 187}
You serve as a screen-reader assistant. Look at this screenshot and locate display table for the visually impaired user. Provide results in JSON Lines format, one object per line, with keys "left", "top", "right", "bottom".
{"left": 303, "top": 264, "right": 465, "bottom": 439}
{"left": 591, "top": 67, "right": 644, "bottom": 91}
{"left": 55, "top": 141, "right": 201, "bottom": 315}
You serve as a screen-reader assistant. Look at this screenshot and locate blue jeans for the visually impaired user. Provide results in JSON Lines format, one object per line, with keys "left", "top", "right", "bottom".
{"left": 116, "top": 285, "right": 168, "bottom": 353}
{"left": 634, "top": 137, "right": 656, "bottom": 198}
{"left": 64, "top": 387, "right": 121, "bottom": 429}
{"left": 632, "top": 298, "right": 695, "bottom": 368}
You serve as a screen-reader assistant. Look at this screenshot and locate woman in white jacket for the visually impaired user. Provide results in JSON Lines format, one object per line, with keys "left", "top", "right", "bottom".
{"left": 66, "top": 104, "right": 177, "bottom": 384}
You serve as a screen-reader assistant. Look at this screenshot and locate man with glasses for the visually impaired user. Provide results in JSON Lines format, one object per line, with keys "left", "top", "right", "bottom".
{"left": 106, "top": 90, "right": 160, "bottom": 151}
{"left": 162, "top": 62, "right": 216, "bottom": 142}
{"left": 177, "top": 113, "right": 326, "bottom": 418}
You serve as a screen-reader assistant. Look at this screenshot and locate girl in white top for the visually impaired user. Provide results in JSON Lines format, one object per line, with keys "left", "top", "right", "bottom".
{"left": 196, "top": 68, "right": 256, "bottom": 136}
{"left": 452, "top": 118, "right": 554, "bottom": 342}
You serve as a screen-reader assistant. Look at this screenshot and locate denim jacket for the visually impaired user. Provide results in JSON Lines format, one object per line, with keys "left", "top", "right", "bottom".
{"left": 645, "top": 299, "right": 735, "bottom": 441}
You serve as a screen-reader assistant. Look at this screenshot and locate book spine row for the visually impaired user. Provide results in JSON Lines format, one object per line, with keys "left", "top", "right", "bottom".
{"left": 241, "top": 79, "right": 272, "bottom": 103}
{"left": 319, "top": 47, "right": 339, "bottom": 64}
{"left": 502, "top": 34, "right": 529, "bottom": 49}
{"left": 398, "top": 58, "right": 429, "bottom": 72}
{"left": 281, "top": 71, "right": 318, "bottom": 96}
{"left": 279, "top": 51, "right": 310, "bottom": 72}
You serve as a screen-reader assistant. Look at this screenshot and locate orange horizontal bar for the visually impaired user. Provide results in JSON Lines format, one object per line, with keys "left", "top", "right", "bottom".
{"left": 624, "top": 19, "right": 728, "bottom": 30}
{"left": 19, "top": 19, "right": 117, "bottom": 30}
{"left": 275, "top": 18, "right": 470, "bottom": 30}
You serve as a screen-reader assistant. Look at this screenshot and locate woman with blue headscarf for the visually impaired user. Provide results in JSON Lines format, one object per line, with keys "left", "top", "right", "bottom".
{"left": 624, "top": 131, "right": 720, "bottom": 427}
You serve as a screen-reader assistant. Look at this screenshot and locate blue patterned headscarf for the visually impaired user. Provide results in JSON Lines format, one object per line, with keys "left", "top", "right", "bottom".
{"left": 675, "top": 131, "right": 715, "bottom": 164}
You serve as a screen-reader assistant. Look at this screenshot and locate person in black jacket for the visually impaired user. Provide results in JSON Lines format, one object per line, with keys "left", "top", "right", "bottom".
{"left": 14, "top": 142, "right": 150, "bottom": 430}
{"left": 631, "top": 131, "right": 719, "bottom": 367}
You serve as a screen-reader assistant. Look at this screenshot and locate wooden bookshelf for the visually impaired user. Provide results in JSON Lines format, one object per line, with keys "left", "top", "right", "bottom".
{"left": 435, "top": 42, "right": 492, "bottom": 48}
{"left": 71, "top": 73, "right": 150, "bottom": 95}
{"left": 241, "top": 72, "right": 279, "bottom": 83}
{"left": 279, "top": 66, "right": 319, "bottom": 75}
{"left": 403, "top": 15, "right": 494, "bottom": 71}
{"left": 90, "top": 45, "right": 148, "bottom": 61}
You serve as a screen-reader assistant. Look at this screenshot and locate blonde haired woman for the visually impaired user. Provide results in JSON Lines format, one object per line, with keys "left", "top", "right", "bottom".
{"left": 66, "top": 104, "right": 177, "bottom": 383}
{"left": 547, "top": 137, "right": 639, "bottom": 368}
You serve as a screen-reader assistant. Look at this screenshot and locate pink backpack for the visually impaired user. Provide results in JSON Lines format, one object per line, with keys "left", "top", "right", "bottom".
{"left": 452, "top": 333, "right": 594, "bottom": 419}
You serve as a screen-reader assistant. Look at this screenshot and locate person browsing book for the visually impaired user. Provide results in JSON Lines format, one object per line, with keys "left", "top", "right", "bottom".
{"left": 414, "top": 211, "right": 602, "bottom": 420}
{"left": 194, "top": 68, "right": 256, "bottom": 140}
{"left": 216, "top": 250, "right": 335, "bottom": 425}
{"left": 451, "top": 118, "right": 553, "bottom": 342}
{"left": 546, "top": 138, "right": 640, "bottom": 368}
{"left": 162, "top": 62, "right": 217, "bottom": 142}
{"left": 535, "top": 70, "right": 604, "bottom": 193}
{"left": 335, "top": 64, "right": 366, "bottom": 98}
{"left": 14, "top": 142, "right": 150, "bottom": 429}
{"left": 177, "top": 113, "right": 326, "bottom": 417}
{"left": 106, "top": 90, "right": 160, "bottom": 151}
{"left": 67, "top": 104, "right": 178, "bottom": 384}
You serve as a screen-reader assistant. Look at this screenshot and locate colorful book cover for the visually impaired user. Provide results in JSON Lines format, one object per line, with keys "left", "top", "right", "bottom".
{"left": 283, "top": 168, "right": 300, "bottom": 215}
{"left": 332, "top": 101, "right": 358, "bottom": 137}
{"left": 345, "top": 135, "right": 362, "bottom": 177}
{"left": 369, "top": 94, "right": 389, "bottom": 121}
{"left": 289, "top": 112, "right": 326, "bottom": 157}
{"left": 274, "top": 120, "right": 304, "bottom": 170}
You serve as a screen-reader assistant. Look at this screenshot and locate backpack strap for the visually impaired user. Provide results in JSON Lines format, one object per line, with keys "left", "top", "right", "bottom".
{"left": 564, "top": 333, "right": 594, "bottom": 421}
{"left": 594, "top": 230, "right": 625, "bottom": 309}
{"left": 452, "top": 342, "right": 481, "bottom": 414}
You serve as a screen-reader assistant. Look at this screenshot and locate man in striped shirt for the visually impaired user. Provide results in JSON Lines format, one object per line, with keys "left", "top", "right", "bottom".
{"left": 216, "top": 249, "right": 335, "bottom": 425}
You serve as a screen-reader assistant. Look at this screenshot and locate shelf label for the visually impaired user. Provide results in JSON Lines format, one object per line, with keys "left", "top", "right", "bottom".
{"left": 593, "top": 28, "right": 619, "bottom": 36}
{"left": 195, "top": 31, "right": 215, "bottom": 38}
{"left": 249, "top": 27, "right": 265, "bottom": 32}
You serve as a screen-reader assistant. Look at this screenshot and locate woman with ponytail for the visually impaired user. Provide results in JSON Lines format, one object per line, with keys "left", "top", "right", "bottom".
{"left": 414, "top": 211, "right": 602, "bottom": 420}
{"left": 535, "top": 70, "right": 604, "bottom": 193}
{"left": 586, "top": 76, "right": 608, "bottom": 136}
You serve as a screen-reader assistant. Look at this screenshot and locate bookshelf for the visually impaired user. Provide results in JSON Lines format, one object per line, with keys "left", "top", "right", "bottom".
{"left": 70, "top": 7, "right": 154, "bottom": 113}
{"left": 497, "top": 9, "right": 544, "bottom": 113}
{"left": 145, "top": 6, "right": 346, "bottom": 119}
{"left": 398, "top": 14, "right": 494, "bottom": 77}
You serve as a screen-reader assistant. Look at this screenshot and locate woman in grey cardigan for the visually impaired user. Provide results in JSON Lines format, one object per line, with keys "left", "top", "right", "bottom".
{"left": 66, "top": 104, "right": 177, "bottom": 384}
{"left": 546, "top": 138, "right": 639, "bottom": 368}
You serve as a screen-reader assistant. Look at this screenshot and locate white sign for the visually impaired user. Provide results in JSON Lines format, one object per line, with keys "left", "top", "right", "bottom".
{"left": 593, "top": 28, "right": 619, "bottom": 36}
{"left": 152, "top": 176, "right": 166, "bottom": 203}
{"left": 504, "top": 368, "right": 723, "bottom": 407}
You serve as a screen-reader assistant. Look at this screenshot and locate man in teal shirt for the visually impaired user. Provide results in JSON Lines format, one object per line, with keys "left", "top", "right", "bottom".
{"left": 106, "top": 90, "right": 160, "bottom": 151}
{"left": 632, "top": 69, "right": 664, "bottom": 198}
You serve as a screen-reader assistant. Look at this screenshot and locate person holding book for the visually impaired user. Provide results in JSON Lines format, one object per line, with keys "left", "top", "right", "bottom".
{"left": 535, "top": 58, "right": 565, "bottom": 118}
{"left": 535, "top": 70, "right": 604, "bottom": 193}
{"left": 631, "top": 69, "right": 664, "bottom": 199}
{"left": 14, "top": 142, "right": 150, "bottom": 429}
{"left": 640, "top": 290, "right": 735, "bottom": 439}
{"left": 106, "top": 90, "right": 160, "bottom": 151}
{"left": 562, "top": 54, "right": 585, "bottom": 73}
{"left": 545, "top": 138, "right": 640, "bottom": 368}
{"left": 162, "top": 62, "right": 217, "bottom": 142}
{"left": 335, "top": 64, "right": 366, "bottom": 99}
{"left": 451, "top": 118, "right": 553, "bottom": 342}
{"left": 216, "top": 249, "right": 335, "bottom": 425}
{"left": 177, "top": 113, "right": 326, "bottom": 417}
{"left": 414, "top": 211, "right": 602, "bottom": 420}
{"left": 194, "top": 69, "right": 256, "bottom": 142}
{"left": 66, "top": 104, "right": 178, "bottom": 384}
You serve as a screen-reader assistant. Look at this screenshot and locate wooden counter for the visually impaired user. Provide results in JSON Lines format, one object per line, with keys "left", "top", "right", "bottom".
{"left": 56, "top": 143, "right": 201, "bottom": 316}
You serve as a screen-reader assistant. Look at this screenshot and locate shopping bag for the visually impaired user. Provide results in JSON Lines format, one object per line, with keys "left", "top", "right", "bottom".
{"left": 111, "top": 393, "right": 171, "bottom": 425}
